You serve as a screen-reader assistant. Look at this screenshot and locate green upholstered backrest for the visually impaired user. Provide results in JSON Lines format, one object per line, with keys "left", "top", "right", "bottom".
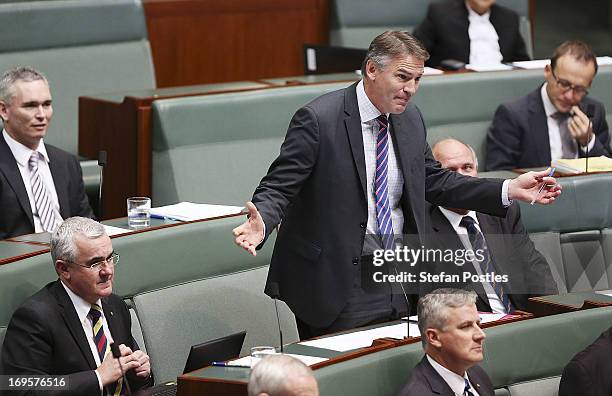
{"left": 133, "top": 266, "right": 298, "bottom": 383}
{"left": 0, "top": 0, "right": 156, "bottom": 154}
{"left": 151, "top": 82, "right": 351, "bottom": 206}
{"left": 315, "top": 307, "right": 612, "bottom": 396}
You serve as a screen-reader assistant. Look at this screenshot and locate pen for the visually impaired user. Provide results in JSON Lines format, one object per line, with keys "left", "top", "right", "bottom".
{"left": 530, "top": 167, "right": 555, "bottom": 205}
{"left": 211, "top": 362, "right": 251, "bottom": 368}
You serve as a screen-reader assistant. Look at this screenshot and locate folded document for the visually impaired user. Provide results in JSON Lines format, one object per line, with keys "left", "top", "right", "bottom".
{"left": 150, "top": 202, "right": 244, "bottom": 221}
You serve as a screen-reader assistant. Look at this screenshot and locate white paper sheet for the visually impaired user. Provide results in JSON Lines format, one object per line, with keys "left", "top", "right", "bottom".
{"left": 595, "top": 290, "right": 612, "bottom": 297}
{"left": 423, "top": 66, "right": 444, "bottom": 75}
{"left": 103, "top": 225, "right": 131, "bottom": 236}
{"left": 511, "top": 59, "right": 551, "bottom": 69}
{"left": 298, "top": 323, "right": 420, "bottom": 352}
{"left": 466, "top": 63, "right": 513, "bottom": 72}
{"left": 150, "top": 202, "right": 244, "bottom": 221}
{"left": 226, "top": 353, "right": 328, "bottom": 368}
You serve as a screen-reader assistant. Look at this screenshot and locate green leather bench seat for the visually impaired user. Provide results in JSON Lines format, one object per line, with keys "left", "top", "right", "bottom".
{"left": 314, "top": 306, "right": 612, "bottom": 396}
{"left": 151, "top": 82, "right": 351, "bottom": 206}
{"left": 0, "top": 0, "right": 156, "bottom": 154}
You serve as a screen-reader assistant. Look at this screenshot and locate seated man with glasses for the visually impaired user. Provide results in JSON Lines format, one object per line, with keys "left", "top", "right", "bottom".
{"left": 1, "top": 216, "right": 153, "bottom": 395}
{"left": 486, "top": 40, "right": 611, "bottom": 170}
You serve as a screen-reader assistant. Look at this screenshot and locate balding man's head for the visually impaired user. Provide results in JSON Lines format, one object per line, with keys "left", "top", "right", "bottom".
{"left": 431, "top": 138, "right": 478, "bottom": 177}
{"left": 248, "top": 355, "right": 319, "bottom": 396}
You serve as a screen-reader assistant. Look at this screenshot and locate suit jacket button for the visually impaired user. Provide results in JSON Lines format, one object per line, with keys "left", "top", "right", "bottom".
{"left": 352, "top": 257, "right": 359, "bottom": 265}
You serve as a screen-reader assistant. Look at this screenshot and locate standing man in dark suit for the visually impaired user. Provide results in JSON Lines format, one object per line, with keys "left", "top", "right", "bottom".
{"left": 233, "top": 31, "right": 560, "bottom": 339}
{"left": 486, "top": 40, "right": 611, "bottom": 170}
{"left": 0, "top": 66, "right": 93, "bottom": 240}
{"left": 1, "top": 217, "right": 153, "bottom": 395}
{"left": 559, "top": 326, "right": 612, "bottom": 396}
{"left": 397, "top": 289, "right": 493, "bottom": 396}
{"left": 422, "top": 138, "right": 557, "bottom": 312}
{"left": 412, "top": 0, "right": 529, "bottom": 68}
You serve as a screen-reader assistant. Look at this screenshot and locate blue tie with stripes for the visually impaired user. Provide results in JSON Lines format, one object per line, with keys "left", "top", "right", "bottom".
{"left": 374, "top": 114, "right": 394, "bottom": 251}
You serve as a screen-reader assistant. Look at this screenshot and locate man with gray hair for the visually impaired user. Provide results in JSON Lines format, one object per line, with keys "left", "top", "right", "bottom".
{"left": 397, "top": 288, "right": 493, "bottom": 396}
{"left": 1, "top": 217, "right": 153, "bottom": 395}
{"left": 248, "top": 354, "right": 319, "bottom": 396}
{"left": 233, "top": 30, "right": 560, "bottom": 339}
{"left": 0, "top": 66, "right": 93, "bottom": 240}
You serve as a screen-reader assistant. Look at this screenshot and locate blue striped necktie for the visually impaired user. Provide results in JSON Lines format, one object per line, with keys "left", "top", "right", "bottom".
{"left": 464, "top": 378, "right": 476, "bottom": 396}
{"left": 374, "top": 114, "right": 394, "bottom": 251}
{"left": 460, "top": 216, "right": 513, "bottom": 313}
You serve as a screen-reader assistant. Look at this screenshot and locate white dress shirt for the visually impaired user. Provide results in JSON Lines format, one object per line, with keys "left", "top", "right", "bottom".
{"left": 427, "top": 354, "right": 482, "bottom": 396}
{"left": 356, "top": 80, "right": 404, "bottom": 253}
{"left": 540, "top": 83, "right": 595, "bottom": 161}
{"left": 61, "top": 281, "right": 114, "bottom": 391}
{"left": 466, "top": 3, "right": 503, "bottom": 66}
{"left": 2, "top": 129, "right": 62, "bottom": 232}
{"left": 438, "top": 207, "right": 507, "bottom": 314}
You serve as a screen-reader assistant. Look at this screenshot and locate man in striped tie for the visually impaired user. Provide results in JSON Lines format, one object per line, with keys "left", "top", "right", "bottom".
{"left": 0, "top": 66, "right": 93, "bottom": 240}
{"left": 1, "top": 217, "right": 153, "bottom": 395}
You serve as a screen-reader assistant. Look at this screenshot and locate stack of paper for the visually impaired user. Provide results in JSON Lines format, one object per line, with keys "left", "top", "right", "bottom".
{"left": 465, "top": 63, "right": 513, "bottom": 72}
{"left": 150, "top": 202, "right": 244, "bottom": 221}
{"left": 513, "top": 56, "right": 612, "bottom": 70}
{"left": 226, "top": 353, "right": 328, "bottom": 368}
{"left": 552, "top": 156, "right": 612, "bottom": 174}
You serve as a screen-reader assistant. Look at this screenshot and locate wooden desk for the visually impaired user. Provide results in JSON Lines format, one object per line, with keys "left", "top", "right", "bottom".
{"left": 175, "top": 313, "right": 531, "bottom": 395}
{"left": 528, "top": 292, "right": 612, "bottom": 317}
{"left": 78, "top": 82, "right": 269, "bottom": 218}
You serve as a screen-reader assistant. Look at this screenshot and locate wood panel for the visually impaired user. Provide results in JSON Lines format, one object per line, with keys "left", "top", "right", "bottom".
{"left": 144, "top": 0, "right": 330, "bottom": 87}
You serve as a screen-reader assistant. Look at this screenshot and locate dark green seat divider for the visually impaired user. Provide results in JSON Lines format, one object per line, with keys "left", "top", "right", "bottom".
{"left": 314, "top": 307, "right": 612, "bottom": 396}
{"left": 0, "top": 0, "right": 156, "bottom": 154}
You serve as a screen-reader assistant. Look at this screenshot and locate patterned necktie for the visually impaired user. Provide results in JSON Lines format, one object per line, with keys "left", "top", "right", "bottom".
{"left": 552, "top": 112, "right": 577, "bottom": 158}
{"left": 460, "top": 216, "right": 513, "bottom": 313}
{"left": 464, "top": 378, "right": 476, "bottom": 396}
{"left": 28, "top": 151, "right": 62, "bottom": 232}
{"left": 374, "top": 114, "right": 394, "bottom": 250}
{"left": 89, "top": 304, "right": 124, "bottom": 396}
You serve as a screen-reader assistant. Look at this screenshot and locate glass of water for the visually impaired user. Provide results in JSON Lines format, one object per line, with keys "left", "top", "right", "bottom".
{"left": 127, "top": 197, "right": 151, "bottom": 228}
{"left": 250, "top": 346, "right": 276, "bottom": 367}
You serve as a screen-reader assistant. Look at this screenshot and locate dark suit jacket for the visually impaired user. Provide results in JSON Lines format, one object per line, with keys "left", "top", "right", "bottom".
{"left": 559, "top": 326, "right": 612, "bottom": 396}
{"left": 252, "top": 81, "right": 508, "bottom": 328}
{"left": 0, "top": 135, "right": 94, "bottom": 240}
{"left": 396, "top": 355, "right": 494, "bottom": 396}
{"left": 421, "top": 202, "right": 557, "bottom": 311}
{"left": 485, "top": 87, "right": 611, "bottom": 170}
{"left": 412, "top": 0, "right": 529, "bottom": 68}
{"left": 1, "top": 281, "right": 152, "bottom": 395}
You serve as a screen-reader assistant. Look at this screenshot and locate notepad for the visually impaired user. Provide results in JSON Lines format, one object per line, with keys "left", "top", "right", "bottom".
{"left": 551, "top": 156, "right": 612, "bottom": 174}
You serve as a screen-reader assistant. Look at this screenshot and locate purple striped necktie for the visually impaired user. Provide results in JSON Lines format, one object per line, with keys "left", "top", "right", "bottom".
{"left": 28, "top": 152, "right": 62, "bottom": 232}
{"left": 374, "top": 114, "right": 394, "bottom": 251}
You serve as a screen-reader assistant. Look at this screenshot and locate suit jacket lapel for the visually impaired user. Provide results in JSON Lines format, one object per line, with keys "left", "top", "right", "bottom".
{"left": 420, "top": 356, "right": 457, "bottom": 396}
{"left": 344, "top": 83, "right": 367, "bottom": 199}
{"left": 0, "top": 136, "right": 34, "bottom": 227}
{"left": 102, "top": 298, "right": 123, "bottom": 347}
{"left": 47, "top": 148, "right": 70, "bottom": 218}
{"left": 51, "top": 281, "right": 98, "bottom": 370}
{"left": 528, "top": 88, "right": 552, "bottom": 165}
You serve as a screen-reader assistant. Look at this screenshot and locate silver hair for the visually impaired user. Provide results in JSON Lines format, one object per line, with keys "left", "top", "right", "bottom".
{"left": 50, "top": 217, "right": 106, "bottom": 265}
{"left": 417, "top": 288, "right": 477, "bottom": 347}
{"left": 0, "top": 66, "right": 48, "bottom": 105}
{"left": 361, "top": 31, "right": 429, "bottom": 77}
{"left": 248, "top": 354, "right": 316, "bottom": 396}
{"left": 431, "top": 137, "right": 479, "bottom": 170}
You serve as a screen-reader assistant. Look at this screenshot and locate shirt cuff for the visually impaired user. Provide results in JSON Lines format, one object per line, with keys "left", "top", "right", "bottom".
{"left": 94, "top": 369, "right": 103, "bottom": 393}
{"left": 501, "top": 179, "right": 512, "bottom": 207}
{"left": 580, "top": 133, "right": 596, "bottom": 153}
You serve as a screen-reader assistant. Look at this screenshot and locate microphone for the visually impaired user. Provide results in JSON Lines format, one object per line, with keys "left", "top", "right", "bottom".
{"left": 110, "top": 343, "right": 132, "bottom": 396}
{"left": 97, "top": 150, "right": 107, "bottom": 220}
{"left": 267, "top": 282, "right": 284, "bottom": 353}
{"left": 392, "top": 264, "right": 411, "bottom": 339}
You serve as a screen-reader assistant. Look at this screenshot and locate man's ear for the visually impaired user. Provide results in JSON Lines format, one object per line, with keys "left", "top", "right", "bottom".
{"left": 55, "top": 260, "right": 71, "bottom": 281}
{"left": 425, "top": 328, "right": 442, "bottom": 348}
{"left": 0, "top": 100, "right": 8, "bottom": 122}
{"left": 544, "top": 64, "right": 552, "bottom": 79}
{"left": 365, "top": 59, "right": 378, "bottom": 81}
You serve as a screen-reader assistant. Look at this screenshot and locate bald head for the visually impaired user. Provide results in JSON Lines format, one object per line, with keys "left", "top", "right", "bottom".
{"left": 431, "top": 138, "right": 478, "bottom": 177}
{"left": 248, "top": 355, "right": 319, "bottom": 396}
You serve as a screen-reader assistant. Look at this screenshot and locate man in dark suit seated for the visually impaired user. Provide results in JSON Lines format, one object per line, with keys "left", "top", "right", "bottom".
{"left": 397, "top": 288, "right": 493, "bottom": 396}
{"left": 232, "top": 30, "right": 560, "bottom": 340}
{"left": 0, "top": 66, "right": 93, "bottom": 240}
{"left": 486, "top": 40, "right": 611, "bottom": 170}
{"left": 421, "top": 138, "right": 557, "bottom": 312}
{"left": 558, "top": 326, "right": 612, "bottom": 396}
{"left": 1, "top": 217, "right": 153, "bottom": 395}
{"left": 412, "top": 0, "right": 529, "bottom": 68}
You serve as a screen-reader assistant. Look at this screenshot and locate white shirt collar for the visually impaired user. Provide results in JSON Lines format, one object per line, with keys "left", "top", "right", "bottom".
{"left": 427, "top": 354, "right": 472, "bottom": 395}
{"left": 439, "top": 207, "right": 478, "bottom": 232}
{"left": 466, "top": 1, "right": 491, "bottom": 21}
{"left": 356, "top": 80, "right": 389, "bottom": 123}
{"left": 540, "top": 83, "right": 560, "bottom": 118}
{"left": 60, "top": 280, "right": 103, "bottom": 326}
{"left": 2, "top": 129, "right": 49, "bottom": 167}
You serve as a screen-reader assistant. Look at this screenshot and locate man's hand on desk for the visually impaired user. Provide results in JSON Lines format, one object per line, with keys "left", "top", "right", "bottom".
{"left": 508, "top": 168, "right": 562, "bottom": 205}
{"left": 233, "top": 202, "right": 265, "bottom": 256}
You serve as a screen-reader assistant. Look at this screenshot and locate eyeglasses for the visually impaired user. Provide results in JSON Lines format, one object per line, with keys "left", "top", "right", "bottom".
{"left": 551, "top": 69, "right": 589, "bottom": 96}
{"left": 69, "top": 252, "right": 120, "bottom": 270}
